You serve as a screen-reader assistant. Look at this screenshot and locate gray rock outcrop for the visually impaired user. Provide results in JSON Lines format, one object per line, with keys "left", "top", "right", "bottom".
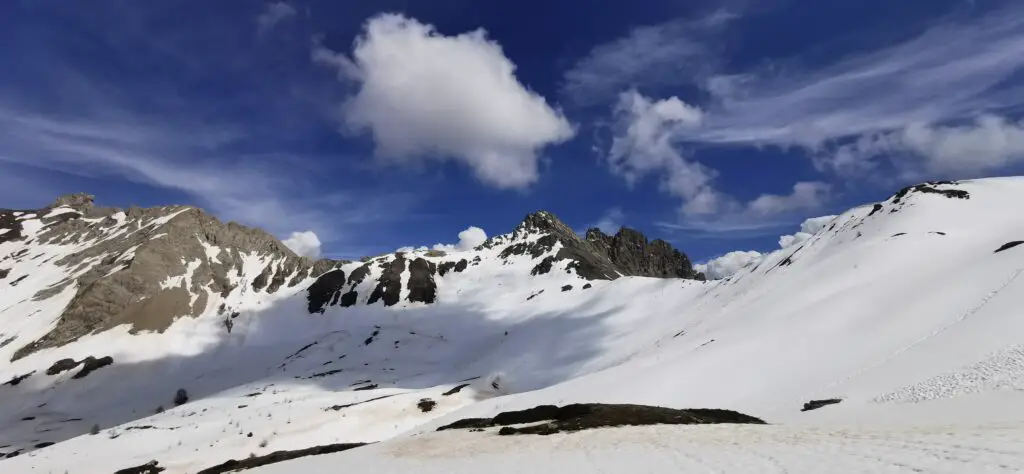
{"left": 304, "top": 210, "right": 703, "bottom": 314}
{"left": 7, "top": 195, "right": 344, "bottom": 361}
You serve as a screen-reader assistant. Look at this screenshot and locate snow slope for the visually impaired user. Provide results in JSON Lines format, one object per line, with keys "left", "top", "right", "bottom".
{"left": 3, "top": 178, "right": 1024, "bottom": 472}
{"left": 255, "top": 420, "right": 1024, "bottom": 474}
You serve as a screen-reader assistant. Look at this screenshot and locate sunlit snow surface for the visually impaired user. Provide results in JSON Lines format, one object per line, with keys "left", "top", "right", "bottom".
{"left": 2, "top": 178, "right": 1024, "bottom": 472}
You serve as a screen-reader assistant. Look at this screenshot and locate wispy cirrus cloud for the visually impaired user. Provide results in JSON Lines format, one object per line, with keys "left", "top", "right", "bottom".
{"left": 584, "top": 2, "right": 1024, "bottom": 233}
{"left": 822, "top": 115, "right": 1024, "bottom": 179}
{"left": 561, "top": 9, "right": 738, "bottom": 107}
{"left": 638, "top": 3, "right": 1024, "bottom": 171}
{"left": 0, "top": 1, "right": 421, "bottom": 257}
{"left": 693, "top": 7, "right": 1024, "bottom": 148}
{"left": 0, "top": 108, "right": 408, "bottom": 252}
{"left": 257, "top": 2, "right": 297, "bottom": 36}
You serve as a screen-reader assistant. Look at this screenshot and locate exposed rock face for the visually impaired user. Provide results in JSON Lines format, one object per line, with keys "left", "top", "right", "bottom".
{"left": 307, "top": 270, "right": 347, "bottom": 314}
{"left": 514, "top": 211, "right": 702, "bottom": 280}
{"left": 303, "top": 210, "right": 702, "bottom": 314}
{"left": 367, "top": 255, "right": 406, "bottom": 306}
{"left": 584, "top": 226, "right": 700, "bottom": 279}
{"left": 5, "top": 195, "right": 345, "bottom": 361}
{"left": 891, "top": 181, "right": 970, "bottom": 204}
{"left": 52, "top": 193, "right": 96, "bottom": 210}
{"left": 0, "top": 209, "right": 26, "bottom": 245}
{"left": 406, "top": 258, "right": 438, "bottom": 304}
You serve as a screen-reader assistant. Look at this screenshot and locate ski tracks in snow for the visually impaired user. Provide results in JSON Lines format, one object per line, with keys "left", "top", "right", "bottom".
{"left": 819, "top": 267, "right": 1024, "bottom": 398}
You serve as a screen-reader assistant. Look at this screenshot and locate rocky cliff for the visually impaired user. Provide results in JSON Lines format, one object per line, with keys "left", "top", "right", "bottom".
{"left": 1, "top": 194, "right": 342, "bottom": 361}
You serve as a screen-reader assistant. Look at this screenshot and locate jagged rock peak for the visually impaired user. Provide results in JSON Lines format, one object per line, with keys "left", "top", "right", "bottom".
{"left": 584, "top": 227, "right": 607, "bottom": 241}
{"left": 516, "top": 210, "right": 575, "bottom": 233}
{"left": 584, "top": 226, "right": 702, "bottom": 280}
{"left": 514, "top": 211, "right": 702, "bottom": 280}
{"left": 517, "top": 210, "right": 562, "bottom": 230}
{"left": 512, "top": 210, "right": 582, "bottom": 244}
{"left": 50, "top": 193, "right": 95, "bottom": 211}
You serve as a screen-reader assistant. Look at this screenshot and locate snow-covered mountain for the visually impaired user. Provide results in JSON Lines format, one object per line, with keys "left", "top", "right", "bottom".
{"left": 3, "top": 179, "right": 1024, "bottom": 473}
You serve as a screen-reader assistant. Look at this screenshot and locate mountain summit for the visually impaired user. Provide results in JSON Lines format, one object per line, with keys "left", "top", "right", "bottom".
{"left": 1, "top": 195, "right": 340, "bottom": 361}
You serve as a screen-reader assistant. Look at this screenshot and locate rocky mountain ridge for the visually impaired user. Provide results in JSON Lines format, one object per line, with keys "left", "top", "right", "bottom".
{"left": 305, "top": 210, "right": 703, "bottom": 314}
{"left": 1, "top": 193, "right": 340, "bottom": 361}
{"left": 2, "top": 196, "right": 699, "bottom": 362}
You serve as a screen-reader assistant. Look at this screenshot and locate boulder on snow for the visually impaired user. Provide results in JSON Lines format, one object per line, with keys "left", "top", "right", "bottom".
{"left": 442, "top": 383, "right": 471, "bottom": 396}
{"left": 437, "top": 403, "right": 765, "bottom": 435}
{"left": 195, "top": 442, "right": 367, "bottom": 474}
{"left": 45, "top": 358, "right": 81, "bottom": 376}
{"left": 801, "top": 398, "right": 843, "bottom": 412}
{"left": 71, "top": 356, "right": 113, "bottom": 379}
{"left": 4, "top": 371, "right": 35, "bottom": 386}
{"left": 113, "top": 460, "right": 165, "bottom": 474}
{"left": 995, "top": 241, "right": 1024, "bottom": 253}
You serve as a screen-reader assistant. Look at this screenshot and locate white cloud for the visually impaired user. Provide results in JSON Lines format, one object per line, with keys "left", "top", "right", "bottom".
{"left": 698, "top": 214, "right": 837, "bottom": 279}
{"left": 608, "top": 90, "right": 832, "bottom": 225}
{"left": 257, "top": 2, "right": 297, "bottom": 35}
{"left": 779, "top": 215, "right": 836, "bottom": 249}
{"left": 824, "top": 115, "right": 1024, "bottom": 177}
{"left": 315, "top": 14, "right": 575, "bottom": 189}
{"left": 433, "top": 225, "right": 488, "bottom": 252}
{"left": 608, "top": 89, "right": 723, "bottom": 216}
{"left": 283, "top": 230, "right": 322, "bottom": 258}
{"left": 696, "top": 250, "right": 763, "bottom": 280}
{"left": 562, "top": 10, "right": 737, "bottom": 106}
{"left": 747, "top": 182, "right": 831, "bottom": 217}
{"left": 592, "top": 207, "right": 625, "bottom": 234}
{"left": 396, "top": 225, "right": 489, "bottom": 254}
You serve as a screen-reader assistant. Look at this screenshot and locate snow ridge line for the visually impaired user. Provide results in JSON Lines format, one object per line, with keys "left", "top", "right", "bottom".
{"left": 818, "top": 267, "right": 1024, "bottom": 396}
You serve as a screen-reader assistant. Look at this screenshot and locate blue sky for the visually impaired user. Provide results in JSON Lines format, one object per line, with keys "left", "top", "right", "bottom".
{"left": 2, "top": 0, "right": 1023, "bottom": 261}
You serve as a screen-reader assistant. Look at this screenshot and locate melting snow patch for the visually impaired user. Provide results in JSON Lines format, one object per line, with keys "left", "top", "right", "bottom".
{"left": 19, "top": 218, "right": 44, "bottom": 237}
{"left": 200, "top": 238, "right": 222, "bottom": 262}
{"left": 43, "top": 207, "right": 80, "bottom": 219}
